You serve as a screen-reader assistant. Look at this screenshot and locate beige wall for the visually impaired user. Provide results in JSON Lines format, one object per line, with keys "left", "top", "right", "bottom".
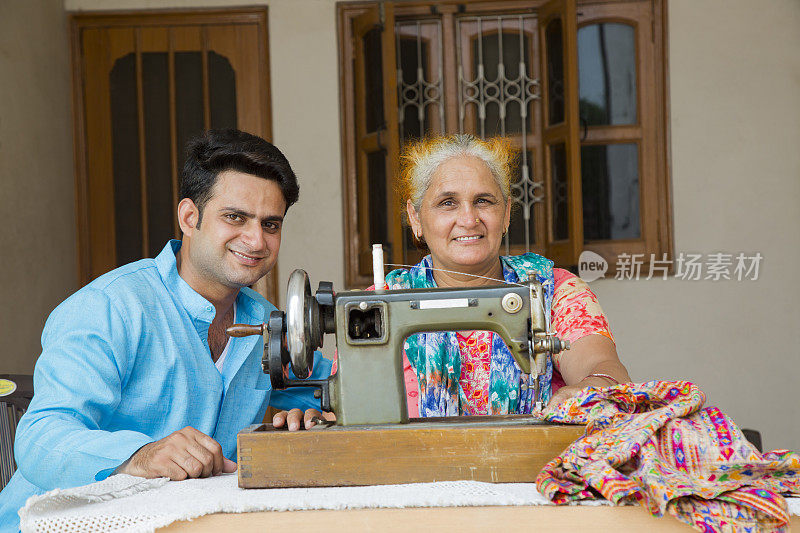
{"left": 30, "top": 0, "right": 800, "bottom": 452}
{"left": 0, "top": 0, "right": 76, "bottom": 374}
{"left": 591, "top": 0, "right": 800, "bottom": 452}
{"left": 265, "top": 1, "right": 345, "bottom": 306}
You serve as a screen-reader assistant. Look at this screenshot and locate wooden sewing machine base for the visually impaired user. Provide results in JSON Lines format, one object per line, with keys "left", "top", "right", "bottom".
{"left": 237, "top": 415, "right": 584, "bottom": 488}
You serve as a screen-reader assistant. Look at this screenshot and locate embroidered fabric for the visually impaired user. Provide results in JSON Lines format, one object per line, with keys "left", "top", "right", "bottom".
{"left": 536, "top": 380, "right": 800, "bottom": 532}
{"left": 456, "top": 330, "right": 493, "bottom": 415}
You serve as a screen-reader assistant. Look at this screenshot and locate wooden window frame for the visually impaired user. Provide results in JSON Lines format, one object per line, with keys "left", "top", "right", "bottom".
{"left": 576, "top": 1, "right": 672, "bottom": 275}
{"left": 351, "top": 4, "right": 404, "bottom": 276}
{"left": 339, "top": 0, "right": 671, "bottom": 287}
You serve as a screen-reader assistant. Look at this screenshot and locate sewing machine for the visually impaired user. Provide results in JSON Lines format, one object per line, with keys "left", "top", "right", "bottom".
{"left": 228, "top": 261, "right": 583, "bottom": 488}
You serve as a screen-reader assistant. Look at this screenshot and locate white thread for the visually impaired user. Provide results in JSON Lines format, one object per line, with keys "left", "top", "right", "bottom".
{"left": 383, "top": 263, "right": 527, "bottom": 287}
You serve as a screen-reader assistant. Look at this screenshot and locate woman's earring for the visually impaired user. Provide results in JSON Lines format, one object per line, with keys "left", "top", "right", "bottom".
{"left": 502, "top": 227, "right": 508, "bottom": 238}
{"left": 412, "top": 230, "right": 427, "bottom": 248}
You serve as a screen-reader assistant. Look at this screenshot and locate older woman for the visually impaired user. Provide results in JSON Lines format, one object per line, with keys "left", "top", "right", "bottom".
{"left": 386, "top": 134, "right": 630, "bottom": 418}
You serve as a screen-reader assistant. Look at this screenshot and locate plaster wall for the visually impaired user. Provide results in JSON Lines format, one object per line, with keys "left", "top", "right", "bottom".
{"left": 49, "top": 0, "right": 800, "bottom": 451}
{"left": 0, "top": 0, "right": 76, "bottom": 374}
{"left": 589, "top": 0, "right": 800, "bottom": 452}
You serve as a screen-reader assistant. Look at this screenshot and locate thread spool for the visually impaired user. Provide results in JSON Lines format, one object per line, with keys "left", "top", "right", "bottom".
{"left": 372, "top": 244, "right": 385, "bottom": 291}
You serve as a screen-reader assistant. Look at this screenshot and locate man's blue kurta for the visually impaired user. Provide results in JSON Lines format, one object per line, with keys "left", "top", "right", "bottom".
{"left": 0, "top": 240, "right": 330, "bottom": 531}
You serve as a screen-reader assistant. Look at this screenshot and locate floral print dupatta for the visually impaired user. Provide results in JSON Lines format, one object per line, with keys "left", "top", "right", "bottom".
{"left": 384, "top": 253, "right": 554, "bottom": 417}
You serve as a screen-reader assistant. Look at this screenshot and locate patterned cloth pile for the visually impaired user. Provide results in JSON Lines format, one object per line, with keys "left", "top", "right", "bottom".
{"left": 536, "top": 380, "right": 800, "bottom": 532}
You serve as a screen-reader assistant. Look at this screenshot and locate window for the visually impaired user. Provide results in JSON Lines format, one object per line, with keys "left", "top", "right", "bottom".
{"left": 338, "top": 0, "right": 670, "bottom": 287}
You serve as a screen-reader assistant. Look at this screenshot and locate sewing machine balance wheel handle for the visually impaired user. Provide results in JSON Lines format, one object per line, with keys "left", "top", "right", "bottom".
{"left": 226, "top": 323, "right": 265, "bottom": 337}
{"left": 225, "top": 313, "right": 287, "bottom": 387}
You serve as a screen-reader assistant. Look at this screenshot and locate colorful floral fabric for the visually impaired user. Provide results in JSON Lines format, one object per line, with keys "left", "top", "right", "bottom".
{"left": 384, "top": 253, "right": 555, "bottom": 416}
{"left": 456, "top": 330, "right": 493, "bottom": 415}
{"left": 551, "top": 268, "right": 614, "bottom": 367}
{"left": 536, "top": 380, "right": 800, "bottom": 532}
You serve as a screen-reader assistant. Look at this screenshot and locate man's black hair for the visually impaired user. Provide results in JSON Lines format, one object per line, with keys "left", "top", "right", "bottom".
{"left": 180, "top": 129, "right": 299, "bottom": 225}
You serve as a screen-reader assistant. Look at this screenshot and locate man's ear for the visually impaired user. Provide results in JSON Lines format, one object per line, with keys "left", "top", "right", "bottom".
{"left": 177, "top": 198, "right": 200, "bottom": 235}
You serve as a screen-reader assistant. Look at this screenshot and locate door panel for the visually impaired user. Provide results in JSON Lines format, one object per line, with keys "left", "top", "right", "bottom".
{"left": 352, "top": 3, "right": 402, "bottom": 278}
{"left": 539, "top": 0, "right": 583, "bottom": 266}
{"left": 72, "top": 10, "right": 277, "bottom": 302}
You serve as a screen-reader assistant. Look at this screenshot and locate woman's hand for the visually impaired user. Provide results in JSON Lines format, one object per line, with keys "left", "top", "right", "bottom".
{"left": 542, "top": 374, "right": 618, "bottom": 415}
{"left": 543, "top": 384, "right": 584, "bottom": 415}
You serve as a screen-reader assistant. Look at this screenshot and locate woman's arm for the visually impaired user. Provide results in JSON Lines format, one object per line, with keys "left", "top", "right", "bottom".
{"left": 545, "top": 269, "right": 631, "bottom": 412}
{"left": 546, "top": 334, "right": 631, "bottom": 411}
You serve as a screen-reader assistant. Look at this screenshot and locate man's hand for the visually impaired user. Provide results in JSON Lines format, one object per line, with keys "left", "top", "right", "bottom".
{"left": 272, "top": 408, "right": 336, "bottom": 430}
{"left": 117, "top": 426, "right": 237, "bottom": 480}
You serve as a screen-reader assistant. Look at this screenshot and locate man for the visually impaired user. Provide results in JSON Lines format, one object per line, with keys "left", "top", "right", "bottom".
{"left": 0, "top": 129, "right": 330, "bottom": 530}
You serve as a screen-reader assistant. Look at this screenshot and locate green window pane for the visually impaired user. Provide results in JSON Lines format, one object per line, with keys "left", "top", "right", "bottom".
{"left": 363, "top": 28, "right": 385, "bottom": 133}
{"left": 578, "top": 23, "right": 637, "bottom": 126}
{"left": 550, "top": 143, "right": 568, "bottom": 241}
{"left": 581, "top": 143, "right": 640, "bottom": 240}
{"left": 545, "top": 18, "right": 564, "bottom": 125}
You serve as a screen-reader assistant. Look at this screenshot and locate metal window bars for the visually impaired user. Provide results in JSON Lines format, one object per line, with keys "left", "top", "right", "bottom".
{"left": 395, "top": 15, "right": 543, "bottom": 254}
{"left": 395, "top": 20, "right": 445, "bottom": 142}
{"left": 458, "top": 15, "right": 543, "bottom": 254}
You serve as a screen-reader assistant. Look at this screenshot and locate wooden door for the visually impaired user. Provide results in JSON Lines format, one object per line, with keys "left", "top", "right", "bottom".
{"left": 539, "top": 0, "right": 583, "bottom": 266}
{"left": 351, "top": 3, "right": 403, "bottom": 277}
{"left": 71, "top": 9, "right": 277, "bottom": 302}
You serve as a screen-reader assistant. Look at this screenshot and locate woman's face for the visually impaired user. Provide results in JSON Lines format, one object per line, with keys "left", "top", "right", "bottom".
{"left": 408, "top": 155, "right": 511, "bottom": 274}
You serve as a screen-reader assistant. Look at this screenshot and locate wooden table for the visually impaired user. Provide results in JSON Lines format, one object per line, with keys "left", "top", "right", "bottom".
{"left": 162, "top": 505, "right": 800, "bottom": 531}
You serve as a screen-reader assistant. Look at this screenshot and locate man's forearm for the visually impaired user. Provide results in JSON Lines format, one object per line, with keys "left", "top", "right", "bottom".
{"left": 16, "top": 414, "right": 153, "bottom": 488}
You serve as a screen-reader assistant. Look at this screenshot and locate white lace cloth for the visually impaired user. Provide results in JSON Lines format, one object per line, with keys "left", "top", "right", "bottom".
{"left": 18, "top": 473, "right": 603, "bottom": 533}
{"left": 18, "top": 473, "right": 800, "bottom": 533}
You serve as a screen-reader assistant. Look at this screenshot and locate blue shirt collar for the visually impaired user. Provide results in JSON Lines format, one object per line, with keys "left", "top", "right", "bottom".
{"left": 155, "top": 240, "right": 266, "bottom": 325}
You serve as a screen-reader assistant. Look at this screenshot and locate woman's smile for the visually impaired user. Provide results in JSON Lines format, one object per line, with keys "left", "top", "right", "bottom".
{"left": 453, "top": 234, "right": 483, "bottom": 243}
{"left": 408, "top": 155, "right": 511, "bottom": 280}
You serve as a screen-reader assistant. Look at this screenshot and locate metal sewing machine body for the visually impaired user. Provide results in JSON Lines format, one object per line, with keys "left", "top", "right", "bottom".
{"left": 227, "top": 269, "right": 568, "bottom": 426}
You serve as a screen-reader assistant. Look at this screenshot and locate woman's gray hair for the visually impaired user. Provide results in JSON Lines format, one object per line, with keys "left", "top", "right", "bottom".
{"left": 401, "top": 134, "right": 515, "bottom": 212}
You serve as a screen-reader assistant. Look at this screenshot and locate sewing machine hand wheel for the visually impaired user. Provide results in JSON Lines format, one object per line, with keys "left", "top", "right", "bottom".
{"left": 285, "top": 269, "right": 319, "bottom": 379}
{"left": 226, "top": 269, "right": 320, "bottom": 385}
